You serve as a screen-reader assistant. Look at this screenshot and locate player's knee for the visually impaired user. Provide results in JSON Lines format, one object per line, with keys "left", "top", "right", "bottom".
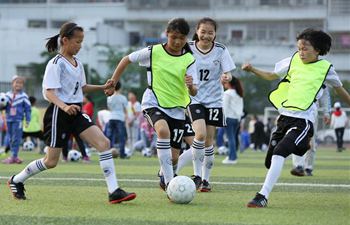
{"left": 195, "top": 131, "right": 206, "bottom": 142}
{"left": 95, "top": 136, "right": 110, "bottom": 151}
{"left": 157, "top": 127, "right": 170, "bottom": 139}
{"left": 44, "top": 159, "right": 58, "bottom": 169}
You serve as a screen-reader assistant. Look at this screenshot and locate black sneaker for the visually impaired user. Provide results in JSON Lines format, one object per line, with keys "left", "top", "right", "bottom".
{"left": 247, "top": 192, "right": 268, "bottom": 208}
{"left": 305, "top": 169, "right": 313, "bottom": 176}
{"left": 158, "top": 171, "right": 166, "bottom": 191}
{"left": 290, "top": 166, "right": 305, "bottom": 177}
{"left": 109, "top": 188, "right": 136, "bottom": 204}
{"left": 191, "top": 175, "right": 202, "bottom": 190}
{"left": 200, "top": 179, "right": 211, "bottom": 192}
{"left": 8, "top": 175, "right": 26, "bottom": 200}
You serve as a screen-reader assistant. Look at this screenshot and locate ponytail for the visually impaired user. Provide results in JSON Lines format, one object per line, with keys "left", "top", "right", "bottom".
{"left": 192, "top": 33, "right": 199, "bottom": 41}
{"left": 183, "top": 42, "right": 193, "bottom": 54}
{"left": 46, "top": 34, "right": 60, "bottom": 53}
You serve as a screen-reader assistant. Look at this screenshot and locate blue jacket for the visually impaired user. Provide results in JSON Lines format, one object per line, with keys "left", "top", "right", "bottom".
{"left": 4, "top": 90, "right": 31, "bottom": 122}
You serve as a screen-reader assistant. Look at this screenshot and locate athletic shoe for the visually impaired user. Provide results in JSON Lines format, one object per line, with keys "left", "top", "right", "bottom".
{"left": 158, "top": 171, "right": 166, "bottom": 191}
{"left": 13, "top": 157, "right": 23, "bottom": 164}
{"left": 2, "top": 157, "right": 15, "bottom": 164}
{"left": 290, "top": 166, "right": 305, "bottom": 177}
{"left": 200, "top": 179, "right": 211, "bottom": 192}
{"left": 191, "top": 175, "right": 202, "bottom": 190}
{"left": 82, "top": 156, "right": 91, "bottom": 163}
{"left": 222, "top": 157, "right": 237, "bottom": 164}
{"left": 109, "top": 188, "right": 136, "bottom": 204}
{"left": 8, "top": 175, "right": 26, "bottom": 200}
{"left": 247, "top": 192, "right": 268, "bottom": 208}
{"left": 305, "top": 169, "right": 313, "bottom": 176}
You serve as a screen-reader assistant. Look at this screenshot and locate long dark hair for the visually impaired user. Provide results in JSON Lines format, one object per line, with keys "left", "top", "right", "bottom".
{"left": 192, "top": 17, "right": 217, "bottom": 41}
{"left": 229, "top": 76, "right": 244, "bottom": 98}
{"left": 46, "top": 22, "right": 84, "bottom": 53}
{"left": 166, "top": 18, "right": 192, "bottom": 54}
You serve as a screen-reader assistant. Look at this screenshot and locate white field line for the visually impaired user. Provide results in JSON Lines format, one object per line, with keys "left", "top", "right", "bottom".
{"left": 0, "top": 176, "right": 349, "bottom": 188}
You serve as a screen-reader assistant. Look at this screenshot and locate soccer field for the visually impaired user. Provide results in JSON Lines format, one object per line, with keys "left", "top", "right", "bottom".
{"left": 0, "top": 147, "right": 349, "bottom": 225}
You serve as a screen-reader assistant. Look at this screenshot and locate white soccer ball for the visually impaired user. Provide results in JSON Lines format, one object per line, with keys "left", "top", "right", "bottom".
{"left": 124, "top": 147, "right": 132, "bottom": 157}
{"left": 166, "top": 176, "right": 196, "bottom": 204}
{"left": 68, "top": 149, "right": 82, "bottom": 162}
{"left": 0, "top": 92, "right": 8, "bottom": 107}
{"left": 217, "top": 146, "right": 228, "bottom": 155}
{"left": 23, "top": 141, "right": 34, "bottom": 151}
{"left": 141, "top": 147, "right": 152, "bottom": 157}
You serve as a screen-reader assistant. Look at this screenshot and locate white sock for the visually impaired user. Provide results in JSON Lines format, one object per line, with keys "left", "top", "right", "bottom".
{"left": 176, "top": 149, "right": 192, "bottom": 174}
{"left": 99, "top": 150, "right": 119, "bottom": 193}
{"left": 191, "top": 139, "right": 205, "bottom": 177}
{"left": 202, "top": 146, "right": 214, "bottom": 181}
{"left": 13, "top": 158, "right": 47, "bottom": 183}
{"left": 292, "top": 154, "right": 304, "bottom": 168}
{"left": 157, "top": 139, "right": 173, "bottom": 184}
{"left": 259, "top": 155, "right": 285, "bottom": 199}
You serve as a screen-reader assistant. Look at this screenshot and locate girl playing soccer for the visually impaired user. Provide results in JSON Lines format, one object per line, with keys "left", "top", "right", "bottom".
{"left": 242, "top": 28, "right": 350, "bottom": 207}
{"left": 105, "top": 18, "right": 198, "bottom": 192}
{"left": 176, "top": 17, "right": 236, "bottom": 191}
{"left": 8, "top": 22, "right": 136, "bottom": 204}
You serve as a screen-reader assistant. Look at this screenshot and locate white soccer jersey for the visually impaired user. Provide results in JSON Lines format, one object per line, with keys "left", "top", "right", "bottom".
{"left": 42, "top": 54, "right": 86, "bottom": 103}
{"left": 189, "top": 41, "right": 236, "bottom": 107}
{"left": 128, "top": 45, "right": 198, "bottom": 120}
{"left": 274, "top": 56, "right": 342, "bottom": 124}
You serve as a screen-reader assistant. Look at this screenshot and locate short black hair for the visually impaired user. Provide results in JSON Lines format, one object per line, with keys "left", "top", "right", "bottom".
{"left": 296, "top": 28, "right": 332, "bottom": 56}
{"left": 29, "top": 96, "right": 36, "bottom": 105}
{"left": 115, "top": 81, "right": 122, "bottom": 91}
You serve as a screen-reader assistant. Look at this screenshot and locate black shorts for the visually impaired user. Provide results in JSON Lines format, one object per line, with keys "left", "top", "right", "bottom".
{"left": 188, "top": 104, "right": 225, "bottom": 127}
{"left": 184, "top": 115, "right": 195, "bottom": 137}
{"left": 265, "top": 115, "right": 314, "bottom": 168}
{"left": 23, "top": 130, "right": 44, "bottom": 140}
{"left": 43, "top": 103, "right": 94, "bottom": 148}
{"left": 143, "top": 107, "right": 185, "bottom": 149}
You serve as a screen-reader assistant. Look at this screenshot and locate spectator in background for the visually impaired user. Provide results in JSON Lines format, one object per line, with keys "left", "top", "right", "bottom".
{"left": 82, "top": 95, "right": 94, "bottom": 119}
{"left": 248, "top": 115, "right": 256, "bottom": 149}
{"left": 222, "top": 76, "right": 244, "bottom": 164}
{"left": 22, "top": 96, "right": 45, "bottom": 154}
{"left": 126, "top": 91, "right": 141, "bottom": 153}
{"left": 107, "top": 82, "right": 128, "bottom": 158}
{"left": 253, "top": 115, "right": 265, "bottom": 151}
{"left": 2, "top": 75, "right": 31, "bottom": 164}
{"left": 133, "top": 116, "right": 157, "bottom": 153}
{"left": 97, "top": 106, "right": 111, "bottom": 135}
{"left": 331, "top": 102, "right": 348, "bottom": 152}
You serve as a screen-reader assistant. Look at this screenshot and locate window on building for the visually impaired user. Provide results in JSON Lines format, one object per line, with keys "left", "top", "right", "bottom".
{"left": 231, "top": 30, "right": 243, "bottom": 44}
{"left": 246, "top": 22, "right": 289, "bottom": 44}
{"left": 16, "top": 65, "right": 33, "bottom": 77}
{"left": 104, "top": 19, "right": 124, "bottom": 29}
{"left": 51, "top": 20, "right": 68, "bottom": 29}
{"left": 28, "top": 20, "right": 46, "bottom": 28}
{"left": 331, "top": 32, "right": 350, "bottom": 52}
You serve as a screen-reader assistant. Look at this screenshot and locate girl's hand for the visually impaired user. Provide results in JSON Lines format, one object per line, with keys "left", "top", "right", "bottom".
{"left": 185, "top": 75, "right": 193, "bottom": 88}
{"left": 104, "top": 79, "right": 115, "bottom": 89}
{"left": 104, "top": 87, "right": 114, "bottom": 96}
{"left": 241, "top": 63, "right": 253, "bottom": 72}
{"left": 63, "top": 104, "right": 81, "bottom": 115}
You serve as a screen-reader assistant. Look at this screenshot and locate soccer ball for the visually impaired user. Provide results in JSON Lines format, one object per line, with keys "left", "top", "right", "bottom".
{"left": 68, "top": 149, "right": 82, "bottom": 162}
{"left": 124, "top": 147, "right": 132, "bottom": 157}
{"left": 166, "top": 176, "right": 196, "bottom": 204}
{"left": 217, "top": 146, "right": 228, "bottom": 155}
{"left": 141, "top": 147, "right": 152, "bottom": 157}
{"left": 23, "top": 141, "right": 34, "bottom": 151}
{"left": 0, "top": 92, "right": 8, "bottom": 108}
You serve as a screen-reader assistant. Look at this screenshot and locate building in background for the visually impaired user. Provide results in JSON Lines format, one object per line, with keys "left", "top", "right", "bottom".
{"left": 0, "top": 0, "right": 349, "bottom": 96}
